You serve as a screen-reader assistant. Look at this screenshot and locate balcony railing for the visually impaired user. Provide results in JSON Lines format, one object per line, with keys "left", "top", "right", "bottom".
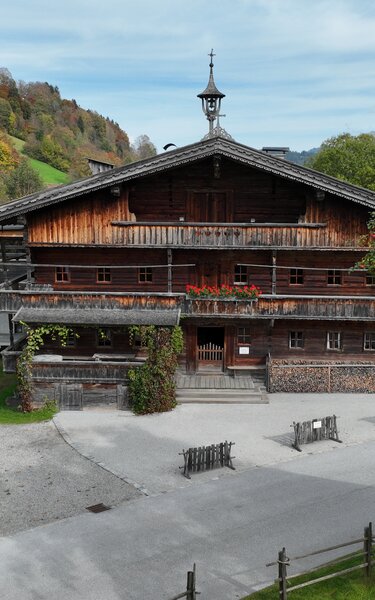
{"left": 0, "top": 290, "right": 373, "bottom": 322}
{"left": 111, "top": 221, "right": 336, "bottom": 249}
{"left": 183, "top": 295, "right": 375, "bottom": 320}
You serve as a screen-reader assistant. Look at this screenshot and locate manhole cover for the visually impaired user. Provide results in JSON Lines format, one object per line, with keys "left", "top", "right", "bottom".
{"left": 86, "top": 503, "right": 111, "bottom": 513}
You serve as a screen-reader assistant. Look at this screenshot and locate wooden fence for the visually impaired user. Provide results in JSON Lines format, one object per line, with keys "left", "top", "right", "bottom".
{"left": 267, "top": 522, "right": 373, "bottom": 600}
{"left": 292, "top": 415, "right": 342, "bottom": 452}
{"left": 168, "top": 564, "right": 197, "bottom": 600}
{"left": 197, "top": 343, "right": 223, "bottom": 363}
{"left": 180, "top": 441, "right": 235, "bottom": 479}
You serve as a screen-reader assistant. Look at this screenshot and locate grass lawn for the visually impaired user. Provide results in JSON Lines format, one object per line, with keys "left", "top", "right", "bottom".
{"left": 244, "top": 553, "right": 375, "bottom": 599}
{"left": 9, "top": 135, "right": 70, "bottom": 186}
{"left": 0, "top": 366, "right": 57, "bottom": 424}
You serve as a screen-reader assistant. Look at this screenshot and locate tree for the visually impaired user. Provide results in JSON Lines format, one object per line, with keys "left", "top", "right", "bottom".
{"left": 356, "top": 212, "right": 375, "bottom": 274}
{"left": 306, "top": 133, "right": 375, "bottom": 191}
{"left": 132, "top": 134, "right": 157, "bottom": 160}
{"left": 5, "top": 159, "right": 44, "bottom": 199}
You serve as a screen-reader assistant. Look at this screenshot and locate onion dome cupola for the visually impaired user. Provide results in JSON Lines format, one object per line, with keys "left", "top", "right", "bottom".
{"left": 197, "top": 50, "right": 233, "bottom": 140}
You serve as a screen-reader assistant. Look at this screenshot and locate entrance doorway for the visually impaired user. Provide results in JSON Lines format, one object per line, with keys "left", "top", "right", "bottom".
{"left": 197, "top": 327, "right": 224, "bottom": 372}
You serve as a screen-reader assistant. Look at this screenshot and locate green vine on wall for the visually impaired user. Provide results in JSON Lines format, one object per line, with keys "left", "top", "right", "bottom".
{"left": 355, "top": 211, "right": 375, "bottom": 274}
{"left": 127, "top": 325, "right": 183, "bottom": 414}
{"left": 16, "top": 323, "right": 79, "bottom": 412}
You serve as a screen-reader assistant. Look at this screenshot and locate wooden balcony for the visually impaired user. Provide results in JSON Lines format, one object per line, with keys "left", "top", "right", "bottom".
{"left": 0, "top": 290, "right": 374, "bottom": 322}
{"left": 111, "top": 221, "right": 337, "bottom": 249}
{"left": 183, "top": 295, "right": 375, "bottom": 320}
{"left": 0, "top": 289, "right": 183, "bottom": 314}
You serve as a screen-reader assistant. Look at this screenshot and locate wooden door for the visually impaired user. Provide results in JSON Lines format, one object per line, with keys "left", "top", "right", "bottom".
{"left": 187, "top": 192, "right": 232, "bottom": 222}
{"left": 60, "top": 383, "right": 83, "bottom": 410}
{"left": 197, "top": 327, "right": 224, "bottom": 372}
{"left": 199, "top": 262, "right": 220, "bottom": 288}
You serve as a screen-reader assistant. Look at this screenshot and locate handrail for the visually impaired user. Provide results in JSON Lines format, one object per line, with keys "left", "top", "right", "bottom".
{"left": 112, "top": 220, "right": 327, "bottom": 228}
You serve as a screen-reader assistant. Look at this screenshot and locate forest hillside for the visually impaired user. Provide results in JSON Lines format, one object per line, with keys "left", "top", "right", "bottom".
{"left": 0, "top": 67, "right": 156, "bottom": 201}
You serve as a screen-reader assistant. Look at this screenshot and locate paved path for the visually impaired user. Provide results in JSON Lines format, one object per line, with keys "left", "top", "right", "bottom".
{"left": 0, "top": 422, "right": 140, "bottom": 536}
{"left": 1, "top": 441, "right": 375, "bottom": 600}
{"left": 55, "top": 393, "right": 375, "bottom": 494}
{"left": 2, "top": 393, "right": 375, "bottom": 599}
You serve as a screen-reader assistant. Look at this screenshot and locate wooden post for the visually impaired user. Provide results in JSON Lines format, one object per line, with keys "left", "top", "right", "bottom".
{"left": 0, "top": 239, "right": 8, "bottom": 286}
{"left": 8, "top": 313, "right": 14, "bottom": 347}
{"left": 365, "top": 522, "right": 372, "bottom": 577}
{"left": 278, "top": 547, "right": 288, "bottom": 600}
{"left": 167, "top": 249, "right": 173, "bottom": 294}
{"left": 271, "top": 250, "right": 277, "bottom": 295}
{"left": 186, "top": 564, "right": 196, "bottom": 600}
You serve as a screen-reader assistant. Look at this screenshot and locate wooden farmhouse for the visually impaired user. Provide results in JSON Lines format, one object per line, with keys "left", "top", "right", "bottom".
{"left": 0, "top": 58, "right": 374, "bottom": 408}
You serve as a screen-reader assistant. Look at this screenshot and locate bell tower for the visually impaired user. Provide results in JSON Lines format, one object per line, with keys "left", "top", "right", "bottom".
{"left": 197, "top": 50, "right": 233, "bottom": 140}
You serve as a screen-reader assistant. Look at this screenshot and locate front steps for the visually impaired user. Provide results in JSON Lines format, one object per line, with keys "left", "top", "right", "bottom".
{"left": 176, "top": 371, "right": 268, "bottom": 404}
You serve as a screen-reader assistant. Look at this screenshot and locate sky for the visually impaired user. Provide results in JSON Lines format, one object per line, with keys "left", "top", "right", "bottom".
{"left": 2, "top": 0, "right": 375, "bottom": 153}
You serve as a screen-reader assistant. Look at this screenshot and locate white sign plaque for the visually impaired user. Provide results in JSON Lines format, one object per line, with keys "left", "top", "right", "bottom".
{"left": 239, "top": 347, "right": 250, "bottom": 355}
{"left": 313, "top": 420, "right": 322, "bottom": 429}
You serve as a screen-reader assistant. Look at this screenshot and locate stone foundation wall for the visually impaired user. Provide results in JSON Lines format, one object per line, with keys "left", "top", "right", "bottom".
{"left": 268, "top": 359, "right": 375, "bottom": 393}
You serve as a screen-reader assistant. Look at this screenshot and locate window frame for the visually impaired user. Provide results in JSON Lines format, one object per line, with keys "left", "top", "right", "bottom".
{"left": 289, "top": 331, "right": 304, "bottom": 349}
{"left": 365, "top": 274, "right": 375, "bottom": 286}
{"left": 96, "top": 328, "right": 112, "bottom": 348}
{"left": 234, "top": 265, "right": 248, "bottom": 285}
{"left": 237, "top": 326, "right": 251, "bottom": 345}
{"left": 138, "top": 267, "right": 153, "bottom": 283}
{"left": 326, "top": 331, "right": 342, "bottom": 351}
{"left": 289, "top": 268, "right": 304, "bottom": 286}
{"left": 97, "top": 267, "right": 111, "bottom": 283}
{"left": 55, "top": 266, "right": 70, "bottom": 283}
{"left": 364, "top": 332, "right": 375, "bottom": 351}
{"left": 327, "top": 269, "right": 342, "bottom": 286}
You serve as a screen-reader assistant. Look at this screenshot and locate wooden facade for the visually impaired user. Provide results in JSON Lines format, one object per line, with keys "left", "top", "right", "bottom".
{"left": 0, "top": 136, "right": 374, "bottom": 397}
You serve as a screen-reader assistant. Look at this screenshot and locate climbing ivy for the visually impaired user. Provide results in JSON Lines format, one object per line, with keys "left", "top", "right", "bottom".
{"left": 128, "top": 325, "right": 183, "bottom": 414}
{"left": 16, "top": 323, "right": 78, "bottom": 412}
{"left": 355, "top": 211, "right": 375, "bottom": 274}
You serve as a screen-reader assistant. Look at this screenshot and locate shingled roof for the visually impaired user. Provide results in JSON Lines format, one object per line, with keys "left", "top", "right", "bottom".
{"left": 1, "top": 136, "right": 375, "bottom": 222}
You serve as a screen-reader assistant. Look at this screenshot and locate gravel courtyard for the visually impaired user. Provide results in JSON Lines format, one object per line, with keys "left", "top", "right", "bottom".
{"left": 0, "top": 421, "right": 140, "bottom": 536}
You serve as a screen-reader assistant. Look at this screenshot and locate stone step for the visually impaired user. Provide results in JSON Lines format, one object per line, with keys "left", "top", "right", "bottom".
{"left": 177, "top": 388, "right": 260, "bottom": 396}
{"left": 177, "top": 393, "right": 269, "bottom": 404}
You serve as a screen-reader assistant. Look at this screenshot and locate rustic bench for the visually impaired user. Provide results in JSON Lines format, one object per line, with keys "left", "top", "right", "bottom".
{"left": 227, "top": 365, "right": 265, "bottom": 377}
{"left": 179, "top": 441, "right": 235, "bottom": 479}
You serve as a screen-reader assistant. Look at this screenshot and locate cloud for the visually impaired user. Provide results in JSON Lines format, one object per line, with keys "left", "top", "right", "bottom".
{"left": 1, "top": 0, "right": 375, "bottom": 151}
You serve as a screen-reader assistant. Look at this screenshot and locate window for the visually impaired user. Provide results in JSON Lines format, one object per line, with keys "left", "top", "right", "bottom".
{"left": 327, "top": 331, "right": 342, "bottom": 350}
{"left": 97, "top": 328, "right": 112, "bottom": 347}
{"left": 237, "top": 327, "right": 251, "bottom": 345}
{"left": 55, "top": 266, "right": 70, "bottom": 282}
{"left": 97, "top": 268, "right": 111, "bottom": 283}
{"left": 366, "top": 275, "right": 375, "bottom": 286}
{"left": 66, "top": 332, "right": 76, "bottom": 347}
{"left": 289, "top": 269, "right": 304, "bottom": 285}
{"left": 234, "top": 265, "right": 248, "bottom": 284}
{"left": 364, "top": 332, "right": 375, "bottom": 351}
{"left": 327, "top": 270, "right": 341, "bottom": 285}
{"left": 138, "top": 267, "right": 153, "bottom": 283}
{"left": 289, "top": 331, "right": 304, "bottom": 349}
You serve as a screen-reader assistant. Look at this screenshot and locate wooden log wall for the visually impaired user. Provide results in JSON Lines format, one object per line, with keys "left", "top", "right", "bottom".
{"left": 32, "top": 248, "right": 174, "bottom": 293}
{"left": 26, "top": 157, "right": 370, "bottom": 248}
{"left": 276, "top": 251, "right": 373, "bottom": 296}
{"left": 270, "top": 320, "right": 375, "bottom": 358}
{"left": 31, "top": 247, "right": 374, "bottom": 296}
